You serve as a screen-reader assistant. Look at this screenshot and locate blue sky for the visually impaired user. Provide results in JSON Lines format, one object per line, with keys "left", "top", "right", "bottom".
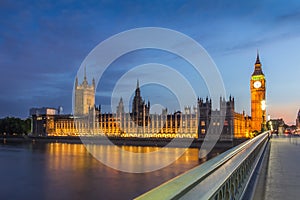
{"left": 0, "top": 0, "right": 300, "bottom": 124}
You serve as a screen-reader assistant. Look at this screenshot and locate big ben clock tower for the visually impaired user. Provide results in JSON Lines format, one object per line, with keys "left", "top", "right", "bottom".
{"left": 250, "top": 52, "right": 266, "bottom": 132}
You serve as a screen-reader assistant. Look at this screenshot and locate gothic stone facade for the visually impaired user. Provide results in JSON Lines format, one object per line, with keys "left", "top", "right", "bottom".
{"left": 31, "top": 53, "right": 267, "bottom": 138}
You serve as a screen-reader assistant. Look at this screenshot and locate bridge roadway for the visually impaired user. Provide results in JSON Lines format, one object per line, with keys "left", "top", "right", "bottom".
{"left": 254, "top": 134, "right": 300, "bottom": 200}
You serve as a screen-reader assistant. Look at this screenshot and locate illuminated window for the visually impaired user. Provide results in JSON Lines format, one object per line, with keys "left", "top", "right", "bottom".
{"left": 201, "top": 121, "right": 205, "bottom": 126}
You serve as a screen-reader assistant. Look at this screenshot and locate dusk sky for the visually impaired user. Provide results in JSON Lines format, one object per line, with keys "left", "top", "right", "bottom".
{"left": 1, "top": 0, "right": 300, "bottom": 124}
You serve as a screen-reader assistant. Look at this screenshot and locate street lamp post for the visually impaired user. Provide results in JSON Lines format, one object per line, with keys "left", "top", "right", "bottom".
{"left": 261, "top": 100, "right": 266, "bottom": 132}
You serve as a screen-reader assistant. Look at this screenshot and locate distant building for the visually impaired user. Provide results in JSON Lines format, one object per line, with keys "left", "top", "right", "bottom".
{"left": 268, "top": 118, "right": 285, "bottom": 134}
{"left": 31, "top": 114, "right": 74, "bottom": 136}
{"left": 29, "top": 107, "right": 57, "bottom": 116}
{"left": 30, "top": 107, "right": 58, "bottom": 136}
{"left": 296, "top": 109, "right": 300, "bottom": 129}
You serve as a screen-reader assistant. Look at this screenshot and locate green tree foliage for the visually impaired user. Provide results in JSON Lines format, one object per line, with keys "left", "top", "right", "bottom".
{"left": 0, "top": 117, "right": 31, "bottom": 135}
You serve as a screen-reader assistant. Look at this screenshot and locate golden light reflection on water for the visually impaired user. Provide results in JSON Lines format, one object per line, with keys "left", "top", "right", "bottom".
{"left": 47, "top": 143, "right": 89, "bottom": 171}
{"left": 121, "top": 146, "right": 162, "bottom": 153}
{"left": 85, "top": 144, "right": 197, "bottom": 172}
{"left": 46, "top": 143, "right": 202, "bottom": 173}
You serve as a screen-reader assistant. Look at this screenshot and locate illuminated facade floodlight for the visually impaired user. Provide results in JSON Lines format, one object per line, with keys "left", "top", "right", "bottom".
{"left": 261, "top": 100, "right": 266, "bottom": 111}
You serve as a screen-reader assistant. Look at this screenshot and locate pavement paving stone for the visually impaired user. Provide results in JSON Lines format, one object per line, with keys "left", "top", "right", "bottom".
{"left": 263, "top": 135, "right": 300, "bottom": 200}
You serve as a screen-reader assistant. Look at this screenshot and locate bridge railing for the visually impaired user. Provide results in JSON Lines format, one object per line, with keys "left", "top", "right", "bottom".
{"left": 135, "top": 131, "right": 270, "bottom": 200}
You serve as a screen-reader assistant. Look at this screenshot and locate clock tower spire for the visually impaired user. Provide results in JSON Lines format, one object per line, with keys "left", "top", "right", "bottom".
{"left": 255, "top": 50, "right": 260, "bottom": 64}
{"left": 252, "top": 51, "right": 264, "bottom": 76}
{"left": 250, "top": 51, "right": 266, "bottom": 133}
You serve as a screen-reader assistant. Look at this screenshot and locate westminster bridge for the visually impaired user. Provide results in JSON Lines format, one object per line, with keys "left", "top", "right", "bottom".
{"left": 135, "top": 132, "right": 300, "bottom": 200}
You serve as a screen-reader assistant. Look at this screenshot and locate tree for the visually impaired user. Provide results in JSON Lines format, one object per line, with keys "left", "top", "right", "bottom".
{"left": 0, "top": 117, "right": 31, "bottom": 135}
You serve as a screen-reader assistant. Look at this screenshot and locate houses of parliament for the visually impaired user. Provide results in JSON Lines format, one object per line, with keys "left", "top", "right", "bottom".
{"left": 31, "top": 53, "right": 267, "bottom": 139}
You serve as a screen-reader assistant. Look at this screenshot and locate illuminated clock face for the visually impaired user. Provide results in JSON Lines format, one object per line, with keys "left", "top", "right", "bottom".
{"left": 254, "top": 81, "right": 262, "bottom": 88}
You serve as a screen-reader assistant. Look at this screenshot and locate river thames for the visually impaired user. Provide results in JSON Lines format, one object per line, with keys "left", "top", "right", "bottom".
{"left": 0, "top": 142, "right": 223, "bottom": 200}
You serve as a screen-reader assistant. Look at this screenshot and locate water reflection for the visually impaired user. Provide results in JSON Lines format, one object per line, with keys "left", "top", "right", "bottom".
{"left": 84, "top": 144, "right": 193, "bottom": 173}
{"left": 0, "top": 143, "right": 219, "bottom": 199}
{"left": 47, "top": 143, "right": 88, "bottom": 170}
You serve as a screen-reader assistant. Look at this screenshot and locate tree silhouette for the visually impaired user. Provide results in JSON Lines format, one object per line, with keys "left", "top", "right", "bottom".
{"left": 0, "top": 117, "right": 31, "bottom": 135}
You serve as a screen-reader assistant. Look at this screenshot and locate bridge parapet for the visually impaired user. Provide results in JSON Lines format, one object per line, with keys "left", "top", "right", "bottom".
{"left": 135, "top": 131, "right": 270, "bottom": 200}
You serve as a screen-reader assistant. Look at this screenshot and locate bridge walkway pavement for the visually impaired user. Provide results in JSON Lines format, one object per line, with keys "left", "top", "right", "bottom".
{"left": 254, "top": 134, "right": 300, "bottom": 200}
